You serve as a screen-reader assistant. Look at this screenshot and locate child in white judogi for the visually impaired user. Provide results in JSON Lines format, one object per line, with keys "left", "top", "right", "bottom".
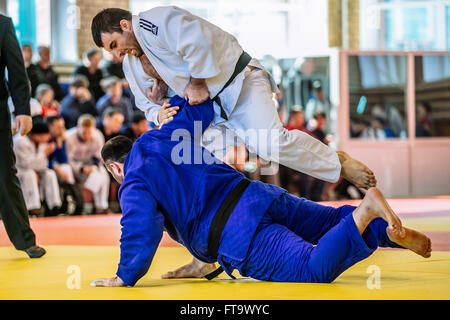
{"left": 13, "top": 122, "right": 61, "bottom": 214}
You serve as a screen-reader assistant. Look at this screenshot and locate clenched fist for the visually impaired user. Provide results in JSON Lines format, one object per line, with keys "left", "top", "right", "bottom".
{"left": 184, "top": 78, "right": 209, "bottom": 105}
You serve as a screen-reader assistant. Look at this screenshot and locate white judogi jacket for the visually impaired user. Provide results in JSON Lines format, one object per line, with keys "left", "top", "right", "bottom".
{"left": 65, "top": 127, "right": 105, "bottom": 177}
{"left": 13, "top": 135, "right": 62, "bottom": 210}
{"left": 124, "top": 5, "right": 277, "bottom": 125}
{"left": 13, "top": 135, "right": 50, "bottom": 172}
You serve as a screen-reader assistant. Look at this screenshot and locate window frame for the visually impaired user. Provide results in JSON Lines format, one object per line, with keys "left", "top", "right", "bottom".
{"left": 360, "top": 0, "right": 450, "bottom": 51}
{"left": 339, "top": 49, "right": 450, "bottom": 145}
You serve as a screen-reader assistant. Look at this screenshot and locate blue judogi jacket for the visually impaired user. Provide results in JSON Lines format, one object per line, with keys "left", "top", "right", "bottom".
{"left": 48, "top": 139, "right": 68, "bottom": 169}
{"left": 117, "top": 96, "right": 285, "bottom": 286}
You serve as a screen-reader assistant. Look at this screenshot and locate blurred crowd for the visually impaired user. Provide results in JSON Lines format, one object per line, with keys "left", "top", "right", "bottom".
{"left": 11, "top": 45, "right": 152, "bottom": 217}
{"left": 11, "top": 45, "right": 362, "bottom": 218}
{"left": 349, "top": 99, "right": 432, "bottom": 139}
{"left": 350, "top": 101, "right": 407, "bottom": 140}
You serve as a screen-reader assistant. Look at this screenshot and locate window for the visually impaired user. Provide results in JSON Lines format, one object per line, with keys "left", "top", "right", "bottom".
{"left": 7, "top": 0, "right": 50, "bottom": 49}
{"left": 130, "top": 0, "right": 331, "bottom": 59}
{"left": 360, "top": 0, "right": 450, "bottom": 51}
{"left": 415, "top": 55, "right": 450, "bottom": 137}
{"left": 50, "top": 0, "right": 77, "bottom": 63}
{"left": 447, "top": 5, "right": 450, "bottom": 49}
{"left": 348, "top": 55, "right": 408, "bottom": 139}
{"left": 7, "top": 0, "right": 76, "bottom": 63}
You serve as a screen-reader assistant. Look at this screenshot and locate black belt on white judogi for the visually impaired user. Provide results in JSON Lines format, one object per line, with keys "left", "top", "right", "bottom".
{"left": 212, "top": 51, "right": 252, "bottom": 121}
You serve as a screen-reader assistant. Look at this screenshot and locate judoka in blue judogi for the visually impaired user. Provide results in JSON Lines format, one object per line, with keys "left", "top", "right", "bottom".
{"left": 93, "top": 96, "right": 430, "bottom": 287}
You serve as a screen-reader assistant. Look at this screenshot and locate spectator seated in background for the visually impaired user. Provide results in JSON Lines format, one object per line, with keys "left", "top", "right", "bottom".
{"left": 66, "top": 114, "right": 110, "bottom": 214}
{"left": 285, "top": 105, "right": 314, "bottom": 135}
{"left": 73, "top": 48, "right": 105, "bottom": 102}
{"left": 35, "top": 84, "right": 61, "bottom": 118}
{"left": 97, "top": 107, "right": 125, "bottom": 142}
{"left": 305, "top": 80, "right": 331, "bottom": 133}
{"left": 119, "top": 111, "right": 150, "bottom": 141}
{"left": 353, "top": 118, "right": 371, "bottom": 139}
{"left": 21, "top": 44, "right": 39, "bottom": 98}
{"left": 373, "top": 117, "right": 395, "bottom": 139}
{"left": 350, "top": 117, "right": 366, "bottom": 138}
{"left": 60, "top": 75, "right": 98, "bottom": 129}
{"left": 99, "top": 50, "right": 133, "bottom": 98}
{"left": 361, "top": 117, "right": 395, "bottom": 140}
{"left": 311, "top": 112, "right": 329, "bottom": 201}
{"left": 283, "top": 106, "right": 320, "bottom": 199}
{"left": 13, "top": 120, "right": 62, "bottom": 217}
{"left": 47, "top": 115, "right": 84, "bottom": 215}
{"left": 295, "top": 111, "right": 330, "bottom": 201}
{"left": 35, "top": 46, "right": 65, "bottom": 101}
{"left": 310, "top": 111, "right": 330, "bottom": 145}
{"left": 97, "top": 76, "right": 133, "bottom": 124}
{"left": 416, "top": 102, "right": 432, "bottom": 137}
{"left": 371, "top": 101, "right": 405, "bottom": 138}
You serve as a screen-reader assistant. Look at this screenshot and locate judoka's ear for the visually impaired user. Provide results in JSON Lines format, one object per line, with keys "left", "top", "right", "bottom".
{"left": 109, "top": 161, "right": 121, "bottom": 173}
{"left": 120, "top": 19, "right": 132, "bottom": 33}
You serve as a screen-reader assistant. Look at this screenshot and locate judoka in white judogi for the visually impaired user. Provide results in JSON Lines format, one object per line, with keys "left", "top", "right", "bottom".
{"left": 122, "top": 6, "right": 341, "bottom": 182}
{"left": 65, "top": 126, "right": 110, "bottom": 210}
{"left": 13, "top": 135, "right": 62, "bottom": 211}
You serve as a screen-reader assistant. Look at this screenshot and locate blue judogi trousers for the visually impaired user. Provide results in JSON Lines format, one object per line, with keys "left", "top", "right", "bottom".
{"left": 220, "top": 193, "right": 403, "bottom": 283}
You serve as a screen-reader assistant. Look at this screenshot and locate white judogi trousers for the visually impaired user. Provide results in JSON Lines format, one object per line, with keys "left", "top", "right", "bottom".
{"left": 53, "top": 163, "right": 76, "bottom": 184}
{"left": 83, "top": 167, "right": 110, "bottom": 210}
{"left": 201, "top": 67, "right": 341, "bottom": 181}
{"left": 17, "top": 168, "right": 62, "bottom": 211}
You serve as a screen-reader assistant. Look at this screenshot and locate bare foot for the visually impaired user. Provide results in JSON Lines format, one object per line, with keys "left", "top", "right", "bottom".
{"left": 353, "top": 188, "right": 404, "bottom": 237}
{"left": 338, "top": 151, "right": 377, "bottom": 190}
{"left": 161, "top": 258, "right": 217, "bottom": 279}
{"left": 387, "top": 227, "right": 432, "bottom": 258}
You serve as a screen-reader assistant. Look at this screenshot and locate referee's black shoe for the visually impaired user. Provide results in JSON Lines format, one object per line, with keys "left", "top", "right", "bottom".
{"left": 24, "top": 245, "right": 46, "bottom": 258}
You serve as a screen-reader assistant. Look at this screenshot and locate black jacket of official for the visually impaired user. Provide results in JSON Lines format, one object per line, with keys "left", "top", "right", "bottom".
{"left": 0, "top": 14, "right": 36, "bottom": 250}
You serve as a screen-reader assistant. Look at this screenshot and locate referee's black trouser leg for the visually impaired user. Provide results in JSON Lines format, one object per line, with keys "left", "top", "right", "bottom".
{"left": 0, "top": 105, "right": 36, "bottom": 250}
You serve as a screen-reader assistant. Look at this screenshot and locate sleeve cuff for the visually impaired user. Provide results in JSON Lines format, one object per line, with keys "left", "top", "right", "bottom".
{"left": 116, "top": 267, "right": 137, "bottom": 287}
{"left": 146, "top": 106, "right": 161, "bottom": 126}
{"left": 14, "top": 110, "right": 31, "bottom": 117}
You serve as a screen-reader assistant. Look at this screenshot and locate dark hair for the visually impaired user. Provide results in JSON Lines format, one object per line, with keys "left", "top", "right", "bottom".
{"left": 91, "top": 8, "right": 132, "bottom": 48}
{"left": 21, "top": 43, "right": 32, "bottom": 50}
{"left": 373, "top": 116, "right": 386, "bottom": 126}
{"left": 70, "top": 75, "right": 90, "bottom": 88}
{"left": 101, "top": 135, "right": 133, "bottom": 164}
{"left": 420, "top": 101, "right": 432, "bottom": 113}
{"left": 84, "top": 48, "right": 101, "bottom": 60}
{"left": 103, "top": 107, "right": 123, "bottom": 118}
{"left": 38, "top": 45, "right": 49, "bottom": 53}
{"left": 313, "top": 111, "right": 326, "bottom": 119}
{"left": 35, "top": 83, "right": 53, "bottom": 99}
{"left": 46, "top": 115, "right": 63, "bottom": 126}
{"left": 100, "top": 76, "right": 121, "bottom": 90}
{"left": 30, "top": 119, "right": 49, "bottom": 135}
{"left": 132, "top": 111, "right": 147, "bottom": 124}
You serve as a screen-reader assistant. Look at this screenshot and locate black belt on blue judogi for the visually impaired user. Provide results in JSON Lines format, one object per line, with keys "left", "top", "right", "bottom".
{"left": 212, "top": 51, "right": 252, "bottom": 121}
{"left": 204, "top": 178, "right": 251, "bottom": 280}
